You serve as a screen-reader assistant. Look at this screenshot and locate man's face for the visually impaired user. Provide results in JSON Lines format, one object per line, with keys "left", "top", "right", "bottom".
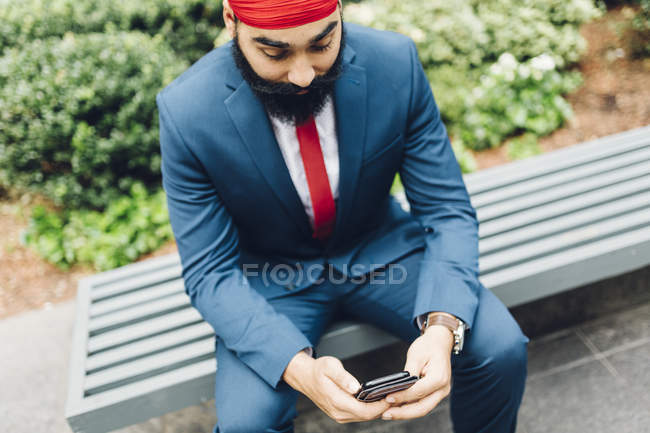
{"left": 226, "top": 3, "right": 345, "bottom": 125}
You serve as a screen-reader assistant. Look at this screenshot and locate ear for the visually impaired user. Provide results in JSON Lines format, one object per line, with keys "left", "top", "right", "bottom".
{"left": 223, "top": 0, "right": 237, "bottom": 39}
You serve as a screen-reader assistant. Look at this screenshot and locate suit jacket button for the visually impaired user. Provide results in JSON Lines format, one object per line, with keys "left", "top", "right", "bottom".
{"left": 424, "top": 226, "right": 434, "bottom": 233}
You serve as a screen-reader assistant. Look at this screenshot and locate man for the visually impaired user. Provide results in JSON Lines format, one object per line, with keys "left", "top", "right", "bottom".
{"left": 157, "top": 0, "right": 529, "bottom": 431}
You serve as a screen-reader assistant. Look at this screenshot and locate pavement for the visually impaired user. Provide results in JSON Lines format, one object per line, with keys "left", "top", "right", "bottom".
{"left": 1, "top": 297, "right": 649, "bottom": 433}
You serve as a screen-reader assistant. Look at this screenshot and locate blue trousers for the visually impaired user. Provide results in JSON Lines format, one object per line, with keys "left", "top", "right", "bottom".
{"left": 213, "top": 248, "right": 529, "bottom": 432}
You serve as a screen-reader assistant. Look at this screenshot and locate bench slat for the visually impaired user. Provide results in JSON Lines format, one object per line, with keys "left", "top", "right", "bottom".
{"left": 85, "top": 254, "right": 181, "bottom": 289}
{"left": 89, "top": 279, "right": 183, "bottom": 318}
{"left": 465, "top": 126, "right": 650, "bottom": 194}
{"left": 480, "top": 190, "right": 650, "bottom": 255}
{"left": 90, "top": 264, "right": 182, "bottom": 302}
{"left": 84, "top": 339, "right": 215, "bottom": 394}
{"left": 86, "top": 322, "right": 213, "bottom": 373}
{"left": 67, "top": 359, "right": 216, "bottom": 433}
{"left": 480, "top": 207, "right": 650, "bottom": 275}
{"left": 314, "top": 322, "right": 400, "bottom": 359}
{"left": 87, "top": 308, "right": 202, "bottom": 354}
{"left": 470, "top": 145, "right": 650, "bottom": 208}
{"left": 477, "top": 161, "right": 650, "bottom": 222}
{"left": 481, "top": 224, "right": 650, "bottom": 305}
{"left": 89, "top": 292, "right": 189, "bottom": 335}
{"left": 479, "top": 175, "right": 650, "bottom": 238}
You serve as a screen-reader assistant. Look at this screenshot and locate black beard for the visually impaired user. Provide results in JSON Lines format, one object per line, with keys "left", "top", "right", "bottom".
{"left": 231, "top": 24, "right": 346, "bottom": 126}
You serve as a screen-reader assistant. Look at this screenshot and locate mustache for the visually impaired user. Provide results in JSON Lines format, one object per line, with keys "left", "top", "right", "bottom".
{"left": 248, "top": 69, "right": 341, "bottom": 96}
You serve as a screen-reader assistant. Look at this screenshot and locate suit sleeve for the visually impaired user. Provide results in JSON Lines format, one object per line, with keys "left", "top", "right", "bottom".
{"left": 157, "top": 93, "right": 312, "bottom": 389}
{"left": 399, "top": 39, "right": 481, "bottom": 330}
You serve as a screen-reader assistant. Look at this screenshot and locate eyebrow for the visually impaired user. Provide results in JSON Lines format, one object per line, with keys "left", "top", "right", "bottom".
{"left": 252, "top": 21, "right": 338, "bottom": 49}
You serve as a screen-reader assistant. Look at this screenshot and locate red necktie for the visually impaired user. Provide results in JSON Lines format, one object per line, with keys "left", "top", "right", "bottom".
{"left": 295, "top": 114, "right": 336, "bottom": 241}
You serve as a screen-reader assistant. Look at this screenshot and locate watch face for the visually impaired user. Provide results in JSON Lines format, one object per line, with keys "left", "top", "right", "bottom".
{"left": 454, "top": 324, "right": 466, "bottom": 353}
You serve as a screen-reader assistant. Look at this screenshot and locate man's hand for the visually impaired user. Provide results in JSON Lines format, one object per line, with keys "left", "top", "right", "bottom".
{"left": 282, "top": 351, "right": 391, "bottom": 423}
{"left": 381, "top": 325, "right": 454, "bottom": 420}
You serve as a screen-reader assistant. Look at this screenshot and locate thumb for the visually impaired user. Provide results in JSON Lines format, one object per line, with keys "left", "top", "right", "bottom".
{"left": 322, "top": 357, "right": 361, "bottom": 394}
{"left": 403, "top": 351, "right": 426, "bottom": 378}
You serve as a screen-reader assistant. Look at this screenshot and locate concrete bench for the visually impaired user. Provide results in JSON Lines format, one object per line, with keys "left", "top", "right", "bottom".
{"left": 66, "top": 126, "right": 650, "bottom": 432}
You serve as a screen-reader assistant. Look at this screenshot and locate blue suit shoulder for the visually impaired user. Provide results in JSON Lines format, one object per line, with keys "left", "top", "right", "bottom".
{"left": 158, "top": 44, "right": 232, "bottom": 98}
{"left": 344, "top": 22, "right": 415, "bottom": 64}
{"left": 343, "top": 23, "right": 418, "bottom": 110}
{"left": 156, "top": 42, "right": 238, "bottom": 137}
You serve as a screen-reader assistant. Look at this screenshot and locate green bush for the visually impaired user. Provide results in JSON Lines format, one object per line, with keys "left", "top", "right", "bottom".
{"left": 470, "top": 0, "right": 601, "bottom": 67}
{"left": 629, "top": 0, "right": 650, "bottom": 57}
{"left": 451, "top": 140, "right": 479, "bottom": 173}
{"left": 344, "top": 0, "right": 600, "bottom": 71}
{"left": 456, "top": 53, "right": 582, "bottom": 150}
{"left": 344, "top": 1, "right": 490, "bottom": 70}
{"left": 23, "top": 183, "right": 173, "bottom": 271}
{"left": 0, "top": 0, "right": 223, "bottom": 63}
{"left": 0, "top": 32, "right": 187, "bottom": 209}
{"left": 344, "top": 0, "right": 598, "bottom": 150}
{"left": 507, "top": 133, "right": 543, "bottom": 160}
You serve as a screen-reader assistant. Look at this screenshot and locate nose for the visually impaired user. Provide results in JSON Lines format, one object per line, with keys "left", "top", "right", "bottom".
{"left": 287, "top": 56, "right": 316, "bottom": 89}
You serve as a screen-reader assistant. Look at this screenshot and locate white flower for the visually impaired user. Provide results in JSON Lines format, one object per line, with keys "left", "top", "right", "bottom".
{"left": 518, "top": 65, "right": 531, "bottom": 79}
{"left": 498, "top": 52, "right": 518, "bottom": 70}
{"left": 480, "top": 75, "right": 497, "bottom": 88}
{"left": 530, "top": 54, "right": 556, "bottom": 71}
{"left": 346, "top": 4, "right": 376, "bottom": 25}
{"left": 410, "top": 28, "right": 426, "bottom": 43}
{"left": 489, "top": 63, "right": 502, "bottom": 76}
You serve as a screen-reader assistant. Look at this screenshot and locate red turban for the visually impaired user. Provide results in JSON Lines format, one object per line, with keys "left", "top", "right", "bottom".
{"left": 229, "top": 0, "right": 339, "bottom": 29}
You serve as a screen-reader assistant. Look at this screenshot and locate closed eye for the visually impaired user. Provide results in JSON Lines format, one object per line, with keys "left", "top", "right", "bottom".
{"left": 263, "top": 50, "right": 288, "bottom": 61}
{"left": 262, "top": 40, "right": 335, "bottom": 61}
{"left": 311, "top": 40, "right": 334, "bottom": 53}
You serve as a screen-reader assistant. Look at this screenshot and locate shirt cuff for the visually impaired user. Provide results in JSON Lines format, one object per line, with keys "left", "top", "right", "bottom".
{"left": 303, "top": 346, "right": 314, "bottom": 357}
{"left": 416, "top": 313, "right": 428, "bottom": 331}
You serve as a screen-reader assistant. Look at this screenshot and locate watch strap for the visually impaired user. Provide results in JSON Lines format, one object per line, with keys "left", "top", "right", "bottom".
{"left": 421, "top": 312, "right": 465, "bottom": 355}
{"left": 421, "top": 312, "right": 459, "bottom": 335}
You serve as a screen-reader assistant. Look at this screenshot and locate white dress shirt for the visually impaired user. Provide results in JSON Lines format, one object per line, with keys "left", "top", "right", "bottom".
{"left": 268, "top": 94, "right": 340, "bottom": 230}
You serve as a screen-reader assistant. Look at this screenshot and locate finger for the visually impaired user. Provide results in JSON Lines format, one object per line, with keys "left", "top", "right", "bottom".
{"left": 403, "top": 351, "right": 426, "bottom": 378}
{"left": 384, "top": 370, "right": 437, "bottom": 405}
{"left": 389, "top": 349, "right": 427, "bottom": 404}
{"left": 321, "top": 379, "right": 391, "bottom": 423}
{"left": 335, "top": 395, "right": 392, "bottom": 422}
{"left": 385, "top": 368, "right": 449, "bottom": 405}
{"left": 382, "top": 385, "right": 450, "bottom": 420}
{"left": 321, "top": 356, "right": 361, "bottom": 395}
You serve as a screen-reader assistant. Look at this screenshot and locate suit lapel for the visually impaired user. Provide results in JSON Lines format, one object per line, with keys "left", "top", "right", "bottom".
{"left": 328, "top": 48, "right": 367, "bottom": 248}
{"left": 224, "top": 73, "right": 313, "bottom": 239}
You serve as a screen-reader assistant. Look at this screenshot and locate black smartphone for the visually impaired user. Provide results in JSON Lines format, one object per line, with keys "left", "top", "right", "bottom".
{"left": 355, "top": 371, "right": 419, "bottom": 402}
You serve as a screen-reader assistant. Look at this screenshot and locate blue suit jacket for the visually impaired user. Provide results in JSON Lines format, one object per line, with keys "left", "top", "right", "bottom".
{"left": 157, "top": 22, "right": 480, "bottom": 389}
